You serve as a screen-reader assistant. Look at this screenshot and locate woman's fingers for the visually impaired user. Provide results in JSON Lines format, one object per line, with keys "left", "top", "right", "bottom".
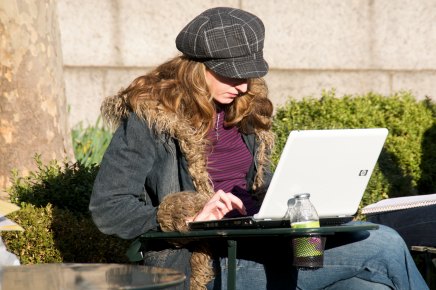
{"left": 215, "top": 190, "right": 246, "bottom": 214}
{"left": 215, "top": 190, "right": 247, "bottom": 215}
{"left": 193, "top": 202, "right": 225, "bottom": 221}
{"left": 225, "top": 192, "right": 247, "bottom": 215}
{"left": 192, "top": 190, "right": 247, "bottom": 221}
{"left": 215, "top": 190, "right": 233, "bottom": 210}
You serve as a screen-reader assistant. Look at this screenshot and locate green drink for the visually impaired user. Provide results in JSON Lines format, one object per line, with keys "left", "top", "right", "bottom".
{"left": 289, "top": 194, "right": 325, "bottom": 269}
{"left": 292, "top": 221, "right": 323, "bottom": 258}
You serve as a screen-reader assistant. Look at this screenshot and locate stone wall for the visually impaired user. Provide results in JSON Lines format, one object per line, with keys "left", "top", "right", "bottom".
{"left": 56, "top": 0, "right": 436, "bottom": 127}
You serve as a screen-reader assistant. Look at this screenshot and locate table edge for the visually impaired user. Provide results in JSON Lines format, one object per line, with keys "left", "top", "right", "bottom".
{"left": 139, "top": 224, "right": 379, "bottom": 239}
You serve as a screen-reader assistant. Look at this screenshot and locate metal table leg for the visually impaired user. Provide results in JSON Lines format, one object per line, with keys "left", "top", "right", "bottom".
{"left": 227, "top": 240, "right": 237, "bottom": 290}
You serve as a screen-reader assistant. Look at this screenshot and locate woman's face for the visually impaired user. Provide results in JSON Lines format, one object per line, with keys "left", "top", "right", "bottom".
{"left": 205, "top": 69, "right": 248, "bottom": 105}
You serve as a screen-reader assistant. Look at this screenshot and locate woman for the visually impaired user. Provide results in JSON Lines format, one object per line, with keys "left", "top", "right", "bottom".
{"left": 90, "top": 7, "right": 427, "bottom": 290}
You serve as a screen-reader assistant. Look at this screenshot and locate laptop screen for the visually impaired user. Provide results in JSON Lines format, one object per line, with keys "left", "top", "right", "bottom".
{"left": 253, "top": 128, "right": 388, "bottom": 221}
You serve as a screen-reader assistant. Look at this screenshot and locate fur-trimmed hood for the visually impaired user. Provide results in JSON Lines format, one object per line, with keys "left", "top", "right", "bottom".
{"left": 101, "top": 94, "right": 275, "bottom": 198}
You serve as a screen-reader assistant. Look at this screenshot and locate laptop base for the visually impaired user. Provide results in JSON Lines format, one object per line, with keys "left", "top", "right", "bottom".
{"left": 189, "top": 216, "right": 353, "bottom": 230}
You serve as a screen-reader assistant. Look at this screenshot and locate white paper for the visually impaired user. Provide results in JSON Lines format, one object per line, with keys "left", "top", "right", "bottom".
{"left": 362, "top": 193, "right": 436, "bottom": 214}
{"left": 0, "top": 217, "right": 23, "bottom": 231}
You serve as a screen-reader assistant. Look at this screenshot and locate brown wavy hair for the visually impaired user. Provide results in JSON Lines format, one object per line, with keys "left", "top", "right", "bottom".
{"left": 119, "top": 55, "right": 273, "bottom": 136}
{"left": 108, "top": 55, "right": 274, "bottom": 289}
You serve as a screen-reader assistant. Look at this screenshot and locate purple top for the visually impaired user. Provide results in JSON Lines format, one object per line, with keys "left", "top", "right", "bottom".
{"left": 207, "top": 110, "right": 260, "bottom": 216}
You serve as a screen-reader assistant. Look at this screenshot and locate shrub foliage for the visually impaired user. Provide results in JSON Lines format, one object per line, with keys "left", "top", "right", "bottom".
{"left": 72, "top": 117, "right": 112, "bottom": 167}
{"left": 2, "top": 156, "right": 130, "bottom": 264}
{"left": 1, "top": 90, "right": 435, "bottom": 263}
{"left": 272, "top": 90, "right": 436, "bottom": 210}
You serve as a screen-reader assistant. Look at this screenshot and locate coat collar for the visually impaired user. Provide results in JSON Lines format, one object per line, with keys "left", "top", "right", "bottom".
{"left": 101, "top": 95, "right": 274, "bottom": 196}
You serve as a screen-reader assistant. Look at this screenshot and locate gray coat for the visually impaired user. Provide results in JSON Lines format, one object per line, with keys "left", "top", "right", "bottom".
{"left": 89, "top": 99, "right": 273, "bottom": 289}
{"left": 90, "top": 113, "right": 267, "bottom": 239}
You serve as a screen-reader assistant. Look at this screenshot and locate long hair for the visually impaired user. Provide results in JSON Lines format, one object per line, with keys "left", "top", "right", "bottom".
{"left": 119, "top": 55, "right": 273, "bottom": 136}
{"left": 115, "top": 56, "right": 275, "bottom": 289}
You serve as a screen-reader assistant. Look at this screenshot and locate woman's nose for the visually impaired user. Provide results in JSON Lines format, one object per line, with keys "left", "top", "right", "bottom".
{"left": 235, "top": 82, "right": 248, "bottom": 94}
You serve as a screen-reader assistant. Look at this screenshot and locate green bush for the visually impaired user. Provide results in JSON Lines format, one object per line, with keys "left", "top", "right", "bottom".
{"left": 8, "top": 156, "right": 98, "bottom": 213}
{"left": 272, "top": 90, "right": 436, "bottom": 213}
{"left": 3, "top": 204, "right": 62, "bottom": 264}
{"left": 2, "top": 91, "right": 435, "bottom": 263}
{"left": 2, "top": 156, "right": 130, "bottom": 264}
{"left": 72, "top": 117, "right": 112, "bottom": 166}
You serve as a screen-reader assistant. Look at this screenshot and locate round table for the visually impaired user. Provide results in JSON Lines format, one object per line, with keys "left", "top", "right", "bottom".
{"left": 0, "top": 263, "right": 185, "bottom": 290}
{"left": 133, "top": 224, "right": 379, "bottom": 290}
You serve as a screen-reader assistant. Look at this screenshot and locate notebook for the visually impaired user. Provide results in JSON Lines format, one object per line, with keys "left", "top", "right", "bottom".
{"left": 361, "top": 193, "right": 436, "bottom": 215}
{"left": 189, "top": 128, "right": 389, "bottom": 230}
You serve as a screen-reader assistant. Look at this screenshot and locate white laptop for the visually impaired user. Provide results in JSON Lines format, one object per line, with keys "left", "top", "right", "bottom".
{"left": 189, "top": 128, "right": 388, "bottom": 230}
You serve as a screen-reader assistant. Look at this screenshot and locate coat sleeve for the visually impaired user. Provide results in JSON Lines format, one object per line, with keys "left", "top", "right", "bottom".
{"left": 89, "top": 113, "right": 160, "bottom": 239}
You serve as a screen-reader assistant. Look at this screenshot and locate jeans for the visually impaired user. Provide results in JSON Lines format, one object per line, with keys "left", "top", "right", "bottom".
{"left": 207, "top": 222, "right": 428, "bottom": 290}
{"left": 366, "top": 205, "right": 436, "bottom": 248}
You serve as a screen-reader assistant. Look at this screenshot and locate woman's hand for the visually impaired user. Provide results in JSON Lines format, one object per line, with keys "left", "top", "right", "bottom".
{"left": 190, "top": 190, "right": 247, "bottom": 222}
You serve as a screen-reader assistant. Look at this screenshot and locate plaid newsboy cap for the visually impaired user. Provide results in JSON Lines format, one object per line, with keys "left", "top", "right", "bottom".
{"left": 176, "top": 7, "right": 268, "bottom": 79}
